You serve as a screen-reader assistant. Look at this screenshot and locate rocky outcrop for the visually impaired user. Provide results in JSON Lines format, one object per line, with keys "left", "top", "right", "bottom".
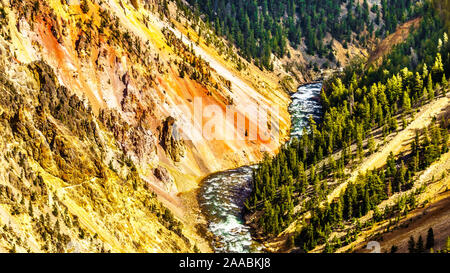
{"left": 0, "top": 54, "right": 193, "bottom": 252}
{"left": 159, "top": 117, "right": 185, "bottom": 163}
{"left": 130, "top": 0, "right": 140, "bottom": 10}
{"left": 154, "top": 166, "right": 173, "bottom": 183}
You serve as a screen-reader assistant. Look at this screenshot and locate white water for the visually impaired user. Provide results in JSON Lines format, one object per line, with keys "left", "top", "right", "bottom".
{"left": 289, "top": 83, "right": 323, "bottom": 138}
{"left": 199, "top": 83, "right": 323, "bottom": 253}
{"left": 199, "top": 166, "right": 260, "bottom": 253}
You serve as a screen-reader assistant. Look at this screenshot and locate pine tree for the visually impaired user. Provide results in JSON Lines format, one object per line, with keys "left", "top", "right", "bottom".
{"left": 417, "top": 235, "right": 425, "bottom": 253}
{"left": 423, "top": 87, "right": 429, "bottom": 101}
{"left": 402, "top": 91, "right": 411, "bottom": 113}
{"left": 390, "top": 245, "right": 398, "bottom": 253}
{"left": 298, "top": 162, "right": 307, "bottom": 194}
{"left": 414, "top": 72, "right": 423, "bottom": 97}
{"left": 426, "top": 228, "right": 434, "bottom": 250}
{"left": 408, "top": 236, "right": 416, "bottom": 253}
{"left": 423, "top": 63, "right": 429, "bottom": 79}
{"left": 432, "top": 53, "right": 444, "bottom": 82}
{"left": 442, "top": 74, "right": 448, "bottom": 96}
{"left": 398, "top": 161, "right": 407, "bottom": 191}
{"left": 427, "top": 74, "right": 434, "bottom": 100}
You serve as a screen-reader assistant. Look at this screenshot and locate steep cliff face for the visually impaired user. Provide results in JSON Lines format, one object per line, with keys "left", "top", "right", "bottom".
{"left": 0, "top": 0, "right": 291, "bottom": 251}
{"left": 0, "top": 58, "right": 197, "bottom": 252}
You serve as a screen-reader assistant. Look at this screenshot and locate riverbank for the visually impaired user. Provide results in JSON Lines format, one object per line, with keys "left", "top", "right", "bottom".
{"left": 196, "top": 83, "right": 324, "bottom": 253}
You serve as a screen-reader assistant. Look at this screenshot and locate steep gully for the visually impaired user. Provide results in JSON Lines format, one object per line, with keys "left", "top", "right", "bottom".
{"left": 198, "top": 83, "right": 323, "bottom": 253}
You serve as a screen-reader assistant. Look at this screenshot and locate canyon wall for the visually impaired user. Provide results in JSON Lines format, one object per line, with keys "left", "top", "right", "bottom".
{"left": 0, "top": 0, "right": 291, "bottom": 252}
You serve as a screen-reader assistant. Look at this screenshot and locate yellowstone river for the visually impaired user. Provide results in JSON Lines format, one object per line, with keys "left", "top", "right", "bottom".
{"left": 199, "top": 83, "right": 323, "bottom": 253}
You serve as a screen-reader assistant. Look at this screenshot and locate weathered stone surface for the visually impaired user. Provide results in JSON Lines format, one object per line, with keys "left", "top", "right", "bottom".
{"left": 159, "top": 116, "right": 185, "bottom": 162}
{"left": 153, "top": 165, "right": 172, "bottom": 182}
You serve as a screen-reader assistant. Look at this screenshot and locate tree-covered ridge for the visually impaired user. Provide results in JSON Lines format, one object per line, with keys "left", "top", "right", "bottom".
{"left": 297, "top": 119, "right": 449, "bottom": 252}
{"left": 245, "top": 2, "right": 450, "bottom": 247}
{"left": 355, "top": 6, "right": 449, "bottom": 90}
{"left": 181, "top": 0, "right": 419, "bottom": 70}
